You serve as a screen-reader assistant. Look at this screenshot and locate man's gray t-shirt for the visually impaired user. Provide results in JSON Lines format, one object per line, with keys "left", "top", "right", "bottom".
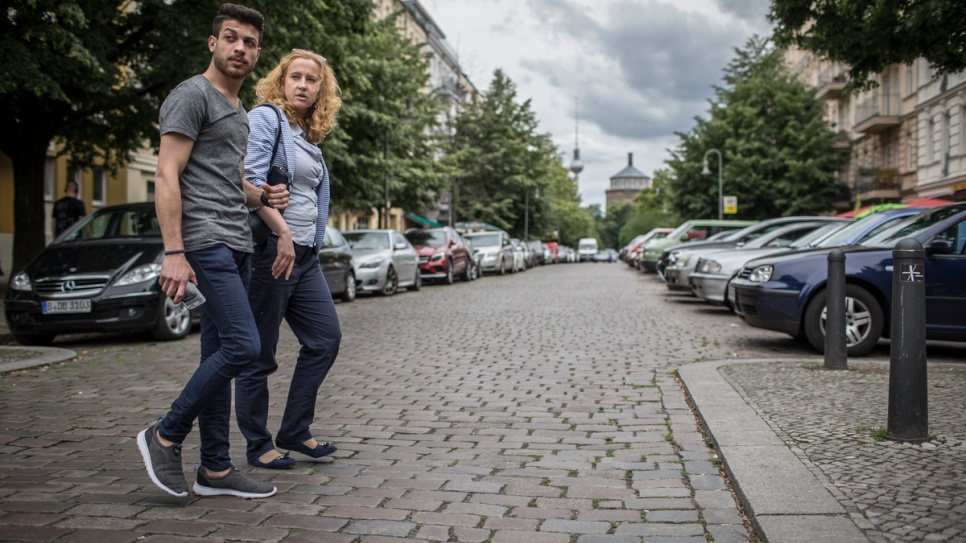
{"left": 159, "top": 75, "right": 252, "bottom": 253}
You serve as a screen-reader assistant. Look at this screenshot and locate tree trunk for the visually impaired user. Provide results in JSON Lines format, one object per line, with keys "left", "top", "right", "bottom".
{"left": 9, "top": 137, "right": 50, "bottom": 275}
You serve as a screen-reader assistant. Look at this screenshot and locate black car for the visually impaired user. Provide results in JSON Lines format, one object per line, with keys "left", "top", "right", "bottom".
{"left": 5, "top": 203, "right": 198, "bottom": 345}
{"left": 318, "top": 226, "right": 355, "bottom": 302}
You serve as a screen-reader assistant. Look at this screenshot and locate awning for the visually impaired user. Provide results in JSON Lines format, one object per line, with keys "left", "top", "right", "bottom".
{"left": 404, "top": 213, "right": 443, "bottom": 228}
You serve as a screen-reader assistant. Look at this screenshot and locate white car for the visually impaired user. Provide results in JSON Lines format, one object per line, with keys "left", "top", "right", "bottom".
{"left": 464, "top": 231, "right": 514, "bottom": 275}
{"left": 343, "top": 229, "right": 420, "bottom": 296}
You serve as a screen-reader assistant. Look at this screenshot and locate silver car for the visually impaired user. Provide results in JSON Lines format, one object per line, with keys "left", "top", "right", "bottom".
{"left": 463, "top": 231, "right": 514, "bottom": 275}
{"left": 343, "top": 229, "right": 420, "bottom": 296}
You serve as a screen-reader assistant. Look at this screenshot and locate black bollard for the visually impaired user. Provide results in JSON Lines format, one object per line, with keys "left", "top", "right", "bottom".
{"left": 887, "top": 238, "right": 928, "bottom": 442}
{"left": 824, "top": 249, "right": 847, "bottom": 369}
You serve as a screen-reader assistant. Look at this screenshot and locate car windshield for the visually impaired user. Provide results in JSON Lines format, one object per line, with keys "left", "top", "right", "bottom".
{"left": 811, "top": 213, "right": 911, "bottom": 248}
{"left": 467, "top": 233, "right": 500, "bottom": 247}
{"left": 863, "top": 207, "right": 962, "bottom": 247}
{"left": 406, "top": 230, "right": 446, "bottom": 247}
{"left": 578, "top": 240, "right": 596, "bottom": 250}
{"left": 791, "top": 223, "right": 848, "bottom": 248}
{"left": 61, "top": 207, "right": 161, "bottom": 241}
{"left": 343, "top": 231, "right": 390, "bottom": 249}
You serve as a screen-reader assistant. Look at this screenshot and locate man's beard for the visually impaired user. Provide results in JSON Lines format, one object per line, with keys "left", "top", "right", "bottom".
{"left": 213, "top": 53, "right": 251, "bottom": 80}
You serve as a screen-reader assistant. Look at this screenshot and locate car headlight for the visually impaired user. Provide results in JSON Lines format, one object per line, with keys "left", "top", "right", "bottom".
{"left": 482, "top": 253, "right": 497, "bottom": 261}
{"left": 699, "top": 260, "right": 721, "bottom": 274}
{"left": 430, "top": 252, "right": 445, "bottom": 262}
{"left": 748, "top": 265, "right": 773, "bottom": 283}
{"left": 359, "top": 260, "right": 382, "bottom": 269}
{"left": 10, "top": 272, "right": 32, "bottom": 291}
{"left": 676, "top": 253, "right": 691, "bottom": 266}
{"left": 114, "top": 263, "right": 162, "bottom": 287}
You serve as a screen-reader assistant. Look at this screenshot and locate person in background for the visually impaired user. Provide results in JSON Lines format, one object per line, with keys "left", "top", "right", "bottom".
{"left": 136, "top": 3, "right": 288, "bottom": 499}
{"left": 52, "top": 180, "right": 86, "bottom": 236}
{"left": 235, "top": 49, "right": 342, "bottom": 469}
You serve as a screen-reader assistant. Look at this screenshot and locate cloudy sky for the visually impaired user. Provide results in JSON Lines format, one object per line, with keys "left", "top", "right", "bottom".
{"left": 419, "top": 0, "right": 774, "bottom": 208}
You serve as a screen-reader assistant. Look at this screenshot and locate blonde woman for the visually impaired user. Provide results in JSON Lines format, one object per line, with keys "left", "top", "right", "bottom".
{"left": 236, "top": 49, "right": 342, "bottom": 469}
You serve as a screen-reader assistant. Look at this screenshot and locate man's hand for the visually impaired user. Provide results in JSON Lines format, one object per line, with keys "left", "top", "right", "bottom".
{"left": 272, "top": 232, "right": 296, "bottom": 280}
{"left": 158, "top": 253, "right": 197, "bottom": 304}
{"left": 262, "top": 184, "right": 289, "bottom": 210}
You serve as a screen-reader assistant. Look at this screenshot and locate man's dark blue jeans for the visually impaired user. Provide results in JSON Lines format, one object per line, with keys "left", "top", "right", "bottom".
{"left": 236, "top": 237, "right": 342, "bottom": 463}
{"left": 158, "top": 243, "right": 259, "bottom": 472}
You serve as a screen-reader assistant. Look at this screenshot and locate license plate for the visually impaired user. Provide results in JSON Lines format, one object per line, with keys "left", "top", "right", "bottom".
{"left": 42, "top": 299, "right": 92, "bottom": 314}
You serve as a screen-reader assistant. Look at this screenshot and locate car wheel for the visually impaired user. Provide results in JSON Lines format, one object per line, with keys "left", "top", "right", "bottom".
{"left": 469, "top": 261, "right": 479, "bottom": 281}
{"left": 409, "top": 268, "right": 422, "bottom": 291}
{"left": 803, "top": 284, "right": 884, "bottom": 357}
{"left": 341, "top": 271, "right": 356, "bottom": 302}
{"left": 11, "top": 332, "right": 56, "bottom": 346}
{"left": 445, "top": 259, "right": 455, "bottom": 285}
{"left": 499, "top": 258, "right": 506, "bottom": 276}
{"left": 152, "top": 295, "right": 192, "bottom": 341}
{"left": 461, "top": 259, "right": 473, "bottom": 281}
{"left": 381, "top": 266, "right": 398, "bottom": 296}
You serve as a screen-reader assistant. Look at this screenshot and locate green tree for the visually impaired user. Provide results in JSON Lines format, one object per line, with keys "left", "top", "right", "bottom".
{"left": 449, "top": 69, "right": 560, "bottom": 238}
{"left": 667, "top": 36, "right": 845, "bottom": 220}
{"left": 619, "top": 169, "right": 679, "bottom": 246}
{"left": 0, "top": 0, "right": 446, "bottom": 272}
{"left": 770, "top": 0, "right": 966, "bottom": 89}
{"left": 595, "top": 202, "right": 634, "bottom": 250}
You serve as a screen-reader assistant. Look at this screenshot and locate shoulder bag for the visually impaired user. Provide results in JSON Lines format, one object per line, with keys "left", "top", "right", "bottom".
{"left": 249, "top": 103, "right": 290, "bottom": 245}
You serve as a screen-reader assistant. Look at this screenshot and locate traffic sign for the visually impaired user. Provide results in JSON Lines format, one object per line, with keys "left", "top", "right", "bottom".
{"left": 723, "top": 196, "right": 737, "bottom": 214}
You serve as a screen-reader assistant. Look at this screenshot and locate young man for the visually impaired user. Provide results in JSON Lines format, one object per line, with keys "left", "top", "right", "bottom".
{"left": 137, "top": 3, "right": 289, "bottom": 499}
{"left": 51, "top": 180, "right": 86, "bottom": 236}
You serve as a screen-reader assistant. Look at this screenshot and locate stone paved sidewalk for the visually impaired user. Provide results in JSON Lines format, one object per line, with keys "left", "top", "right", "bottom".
{"left": 721, "top": 359, "right": 966, "bottom": 542}
{"left": 0, "top": 265, "right": 760, "bottom": 543}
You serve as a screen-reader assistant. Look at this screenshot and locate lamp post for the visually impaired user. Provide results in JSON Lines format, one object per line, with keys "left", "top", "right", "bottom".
{"left": 702, "top": 149, "right": 723, "bottom": 220}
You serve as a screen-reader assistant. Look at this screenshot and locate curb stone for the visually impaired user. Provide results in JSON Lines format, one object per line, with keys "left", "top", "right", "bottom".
{"left": 0, "top": 346, "right": 77, "bottom": 373}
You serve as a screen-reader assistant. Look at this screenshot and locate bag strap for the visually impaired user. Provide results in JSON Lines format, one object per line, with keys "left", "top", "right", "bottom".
{"left": 256, "top": 103, "right": 285, "bottom": 167}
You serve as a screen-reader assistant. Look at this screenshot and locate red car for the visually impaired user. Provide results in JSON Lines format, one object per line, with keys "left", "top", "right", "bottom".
{"left": 404, "top": 227, "right": 473, "bottom": 284}
{"left": 544, "top": 241, "right": 559, "bottom": 264}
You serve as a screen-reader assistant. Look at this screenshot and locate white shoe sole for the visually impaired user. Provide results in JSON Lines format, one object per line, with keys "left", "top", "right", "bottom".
{"left": 192, "top": 481, "right": 277, "bottom": 499}
{"left": 136, "top": 427, "right": 188, "bottom": 497}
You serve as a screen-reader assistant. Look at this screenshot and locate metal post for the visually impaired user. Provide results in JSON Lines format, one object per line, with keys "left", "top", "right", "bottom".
{"left": 524, "top": 188, "right": 529, "bottom": 241}
{"left": 887, "top": 238, "right": 928, "bottom": 442}
{"left": 383, "top": 129, "right": 389, "bottom": 230}
{"left": 824, "top": 249, "right": 848, "bottom": 369}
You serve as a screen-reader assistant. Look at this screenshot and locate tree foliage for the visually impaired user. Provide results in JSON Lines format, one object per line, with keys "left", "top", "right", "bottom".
{"left": 619, "top": 169, "right": 680, "bottom": 247}
{"left": 449, "top": 69, "right": 584, "bottom": 241}
{"left": 666, "top": 36, "right": 845, "bottom": 221}
{"left": 769, "top": 0, "right": 966, "bottom": 89}
{"left": 0, "top": 0, "right": 447, "bottom": 272}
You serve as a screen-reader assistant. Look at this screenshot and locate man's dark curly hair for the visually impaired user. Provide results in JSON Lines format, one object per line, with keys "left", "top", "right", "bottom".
{"left": 212, "top": 4, "right": 265, "bottom": 44}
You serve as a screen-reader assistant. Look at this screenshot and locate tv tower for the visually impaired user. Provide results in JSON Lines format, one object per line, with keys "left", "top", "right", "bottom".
{"left": 569, "top": 97, "right": 583, "bottom": 187}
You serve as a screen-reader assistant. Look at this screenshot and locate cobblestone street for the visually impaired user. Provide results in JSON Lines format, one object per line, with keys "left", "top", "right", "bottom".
{"left": 1, "top": 262, "right": 964, "bottom": 542}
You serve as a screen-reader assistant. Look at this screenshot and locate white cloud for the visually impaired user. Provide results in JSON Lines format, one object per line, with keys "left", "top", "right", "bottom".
{"left": 420, "top": 0, "right": 773, "bottom": 207}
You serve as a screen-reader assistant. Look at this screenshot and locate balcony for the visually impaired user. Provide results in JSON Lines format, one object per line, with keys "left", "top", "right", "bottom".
{"left": 854, "top": 93, "right": 900, "bottom": 134}
{"left": 854, "top": 168, "right": 901, "bottom": 202}
{"left": 833, "top": 131, "right": 851, "bottom": 150}
{"left": 815, "top": 71, "right": 848, "bottom": 100}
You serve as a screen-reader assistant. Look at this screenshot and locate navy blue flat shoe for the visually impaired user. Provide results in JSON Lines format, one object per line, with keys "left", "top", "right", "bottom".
{"left": 277, "top": 440, "right": 337, "bottom": 460}
{"left": 249, "top": 453, "right": 295, "bottom": 470}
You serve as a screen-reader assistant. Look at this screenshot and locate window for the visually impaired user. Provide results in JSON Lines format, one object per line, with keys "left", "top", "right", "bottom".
{"left": 905, "top": 65, "right": 914, "bottom": 96}
{"left": 67, "top": 162, "right": 82, "bottom": 196}
{"left": 44, "top": 157, "right": 55, "bottom": 201}
{"left": 906, "top": 132, "right": 914, "bottom": 171}
{"left": 92, "top": 167, "right": 106, "bottom": 206}
{"left": 928, "top": 118, "right": 935, "bottom": 161}
{"left": 944, "top": 111, "right": 952, "bottom": 159}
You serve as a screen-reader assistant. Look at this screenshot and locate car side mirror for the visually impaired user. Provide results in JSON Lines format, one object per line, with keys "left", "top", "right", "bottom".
{"left": 926, "top": 239, "right": 955, "bottom": 255}
{"left": 394, "top": 243, "right": 408, "bottom": 251}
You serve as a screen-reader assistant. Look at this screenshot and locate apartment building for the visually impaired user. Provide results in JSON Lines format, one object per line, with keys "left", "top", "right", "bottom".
{"left": 785, "top": 48, "right": 966, "bottom": 210}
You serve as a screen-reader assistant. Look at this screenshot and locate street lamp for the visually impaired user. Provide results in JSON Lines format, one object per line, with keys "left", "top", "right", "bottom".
{"left": 702, "top": 149, "right": 723, "bottom": 220}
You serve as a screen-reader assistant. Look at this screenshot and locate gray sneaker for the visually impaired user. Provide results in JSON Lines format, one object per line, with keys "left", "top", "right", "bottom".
{"left": 136, "top": 421, "right": 188, "bottom": 497}
{"left": 193, "top": 467, "right": 276, "bottom": 498}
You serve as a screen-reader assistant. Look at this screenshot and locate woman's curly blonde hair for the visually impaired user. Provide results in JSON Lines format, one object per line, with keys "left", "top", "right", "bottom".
{"left": 255, "top": 49, "right": 341, "bottom": 144}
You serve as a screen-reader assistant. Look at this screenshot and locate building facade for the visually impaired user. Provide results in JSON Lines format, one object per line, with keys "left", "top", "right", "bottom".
{"left": 605, "top": 153, "right": 651, "bottom": 208}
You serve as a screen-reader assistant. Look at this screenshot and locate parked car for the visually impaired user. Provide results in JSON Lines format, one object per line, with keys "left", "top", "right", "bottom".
{"left": 516, "top": 239, "right": 536, "bottom": 268}
{"left": 462, "top": 237, "right": 483, "bottom": 280}
{"left": 464, "top": 231, "right": 515, "bottom": 275}
{"left": 658, "top": 216, "right": 847, "bottom": 279}
{"left": 577, "top": 237, "right": 598, "bottom": 262}
{"left": 509, "top": 238, "right": 529, "bottom": 272}
{"left": 688, "top": 221, "right": 849, "bottom": 306}
{"left": 526, "top": 240, "right": 549, "bottom": 265}
{"left": 343, "top": 229, "right": 420, "bottom": 296}
{"left": 544, "top": 241, "right": 559, "bottom": 264}
{"left": 592, "top": 249, "right": 618, "bottom": 263}
{"left": 318, "top": 226, "right": 356, "bottom": 302}
{"left": 405, "top": 227, "right": 472, "bottom": 284}
{"left": 730, "top": 204, "right": 966, "bottom": 356}
{"left": 664, "top": 219, "right": 851, "bottom": 292}
{"left": 5, "top": 203, "right": 199, "bottom": 345}
{"left": 640, "top": 219, "right": 757, "bottom": 273}
{"left": 621, "top": 228, "right": 672, "bottom": 263}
